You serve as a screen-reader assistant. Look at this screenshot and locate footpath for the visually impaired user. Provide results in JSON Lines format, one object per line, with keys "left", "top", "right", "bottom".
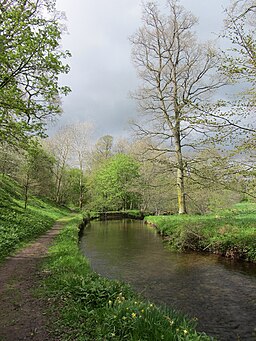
{"left": 0, "top": 220, "right": 65, "bottom": 341}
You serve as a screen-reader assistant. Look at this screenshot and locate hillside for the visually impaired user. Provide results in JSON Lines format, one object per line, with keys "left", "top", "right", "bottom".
{"left": 0, "top": 175, "right": 69, "bottom": 262}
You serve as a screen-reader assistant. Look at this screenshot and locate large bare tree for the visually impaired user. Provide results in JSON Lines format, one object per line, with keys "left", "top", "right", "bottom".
{"left": 68, "top": 122, "right": 93, "bottom": 209}
{"left": 130, "top": 0, "right": 225, "bottom": 214}
{"left": 45, "top": 122, "right": 93, "bottom": 208}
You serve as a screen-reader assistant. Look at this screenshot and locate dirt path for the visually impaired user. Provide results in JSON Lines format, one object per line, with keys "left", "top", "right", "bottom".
{"left": 0, "top": 220, "right": 66, "bottom": 341}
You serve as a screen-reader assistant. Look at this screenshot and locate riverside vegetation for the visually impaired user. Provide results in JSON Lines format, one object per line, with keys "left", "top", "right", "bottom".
{"left": 1, "top": 175, "right": 212, "bottom": 340}
{"left": 39, "top": 216, "right": 213, "bottom": 341}
{"left": 145, "top": 202, "right": 256, "bottom": 263}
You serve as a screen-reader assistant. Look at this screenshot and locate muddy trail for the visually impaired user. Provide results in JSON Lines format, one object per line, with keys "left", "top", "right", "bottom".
{"left": 0, "top": 221, "right": 65, "bottom": 341}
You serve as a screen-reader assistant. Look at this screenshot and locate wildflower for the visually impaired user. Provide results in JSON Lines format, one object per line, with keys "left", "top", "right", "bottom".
{"left": 108, "top": 300, "right": 112, "bottom": 305}
{"left": 132, "top": 312, "right": 136, "bottom": 318}
{"left": 183, "top": 329, "right": 189, "bottom": 335}
{"left": 116, "top": 293, "right": 125, "bottom": 303}
{"left": 141, "top": 309, "right": 144, "bottom": 313}
{"left": 165, "top": 316, "right": 174, "bottom": 325}
{"left": 149, "top": 303, "right": 153, "bottom": 307}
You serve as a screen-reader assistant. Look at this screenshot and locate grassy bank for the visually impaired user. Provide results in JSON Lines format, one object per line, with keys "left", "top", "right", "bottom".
{"left": 40, "top": 216, "right": 213, "bottom": 340}
{"left": 145, "top": 202, "right": 256, "bottom": 262}
{"left": 0, "top": 175, "right": 69, "bottom": 262}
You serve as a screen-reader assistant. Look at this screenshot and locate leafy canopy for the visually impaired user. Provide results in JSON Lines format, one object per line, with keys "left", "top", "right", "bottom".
{"left": 0, "top": 0, "right": 71, "bottom": 147}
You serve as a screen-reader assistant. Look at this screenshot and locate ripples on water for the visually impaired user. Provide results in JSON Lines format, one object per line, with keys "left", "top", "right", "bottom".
{"left": 79, "top": 219, "right": 256, "bottom": 341}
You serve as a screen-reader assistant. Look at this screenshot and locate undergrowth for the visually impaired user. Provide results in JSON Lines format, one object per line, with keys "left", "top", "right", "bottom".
{"left": 145, "top": 202, "right": 256, "bottom": 262}
{"left": 40, "top": 216, "right": 213, "bottom": 341}
{"left": 0, "top": 175, "right": 69, "bottom": 262}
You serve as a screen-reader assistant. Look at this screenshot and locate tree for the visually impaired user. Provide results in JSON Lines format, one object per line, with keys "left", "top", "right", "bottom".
{"left": 90, "top": 154, "right": 140, "bottom": 211}
{"left": 0, "top": 142, "right": 21, "bottom": 177}
{"left": 45, "top": 122, "right": 93, "bottom": 208}
{"left": 94, "top": 135, "right": 113, "bottom": 163}
{"left": 61, "top": 168, "right": 88, "bottom": 208}
{"left": 0, "top": 0, "right": 71, "bottom": 147}
{"left": 130, "top": 0, "right": 225, "bottom": 214}
{"left": 44, "top": 126, "right": 72, "bottom": 204}
{"left": 129, "top": 138, "right": 177, "bottom": 213}
{"left": 222, "top": 0, "right": 256, "bottom": 104}
{"left": 17, "top": 143, "right": 55, "bottom": 208}
{"left": 220, "top": 0, "right": 256, "bottom": 197}
{"left": 68, "top": 122, "right": 93, "bottom": 209}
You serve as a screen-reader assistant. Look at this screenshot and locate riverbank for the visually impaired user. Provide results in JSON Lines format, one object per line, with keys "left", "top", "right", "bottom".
{"left": 39, "top": 216, "right": 213, "bottom": 340}
{"left": 145, "top": 202, "right": 256, "bottom": 263}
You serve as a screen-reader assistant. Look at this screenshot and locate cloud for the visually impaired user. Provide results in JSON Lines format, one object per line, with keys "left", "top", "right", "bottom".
{"left": 52, "top": 0, "right": 230, "bottom": 139}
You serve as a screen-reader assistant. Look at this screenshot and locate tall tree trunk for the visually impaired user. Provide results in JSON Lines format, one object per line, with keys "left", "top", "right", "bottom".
{"left": 176, "top": 165, "right": 186, "bottom": 214}
{"left": 174, "top": 127, "right": 187, "bottom": 214}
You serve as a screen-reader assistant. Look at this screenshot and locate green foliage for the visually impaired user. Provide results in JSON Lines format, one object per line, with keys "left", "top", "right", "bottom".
{"left": 40, "top": 217, "right": 212, "bottom": 340}
{"left": 0, "top": 0, "right": 71, "bottom": 147}
{"left": 0, "top": 175, "right": 68, "bottom": 261}
{"left": 89, "top": 154, "right": 141, "bottom": 212}
{"left": 62, "top": 168, "right": 87, "bottom": 208}
{"left": 145, "top": 202, "right": 256, "bottom": 262}
{"left": 222, "top": 1, "right": 256, "bottom": 91}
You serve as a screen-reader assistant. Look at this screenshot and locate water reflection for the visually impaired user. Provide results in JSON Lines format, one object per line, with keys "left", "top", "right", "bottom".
{"left": 80, "top": 219, "right": 256, "bottom": 341}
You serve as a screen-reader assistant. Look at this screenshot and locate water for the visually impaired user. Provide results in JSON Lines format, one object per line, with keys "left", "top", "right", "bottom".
{"left": 79, "top": 219, "right": 256, "bottom": 340}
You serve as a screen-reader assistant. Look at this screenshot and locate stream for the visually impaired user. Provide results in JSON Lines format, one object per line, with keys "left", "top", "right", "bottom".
{"left": 79, "top": 219, "right": 256, "bottom": 340}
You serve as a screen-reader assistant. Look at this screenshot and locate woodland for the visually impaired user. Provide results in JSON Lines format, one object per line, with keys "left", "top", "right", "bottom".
{"left": 0, "top": 1, "right": 255, "bottom": 340}
{"left": 0, "top": 0, "right": 255, "bottom": 216}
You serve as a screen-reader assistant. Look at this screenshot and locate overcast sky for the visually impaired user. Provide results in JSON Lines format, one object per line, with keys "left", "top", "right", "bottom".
{"left": 51, "top": 0, "right": 231, "bottom": 139}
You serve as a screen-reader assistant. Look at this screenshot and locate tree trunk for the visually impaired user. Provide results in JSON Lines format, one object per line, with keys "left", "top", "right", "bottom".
{"left": 24, "top": 174, "right": 29, "bottom": 210}
{"left": 174, "top": 127, "right": 187, "bottom": 214}
{"left": 79, "top": 173, "right": 83, "bottom": 210}
{"left": 55, "top": 175, "right": 62, "bottom": 204}
{"left": 78, "top": 157, "right": 84, "bottom": 210}
{"left": 176, "top": 166, "right": 186, "bottom": 214}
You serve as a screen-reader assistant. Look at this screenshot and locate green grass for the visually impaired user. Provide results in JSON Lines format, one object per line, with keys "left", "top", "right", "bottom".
{"left": 145, "top": 202, "right": 256, "bottom": 262}
{"left": 0, "top": 175, "right": 69, "bottom": 262}
{"left": 39, "top": 216, "right": 213, "bottom": 341}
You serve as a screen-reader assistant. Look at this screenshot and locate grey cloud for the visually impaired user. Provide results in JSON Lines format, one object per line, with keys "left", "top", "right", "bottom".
{"left": 53, "top": 0, "right": 230, "bottom": 139}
